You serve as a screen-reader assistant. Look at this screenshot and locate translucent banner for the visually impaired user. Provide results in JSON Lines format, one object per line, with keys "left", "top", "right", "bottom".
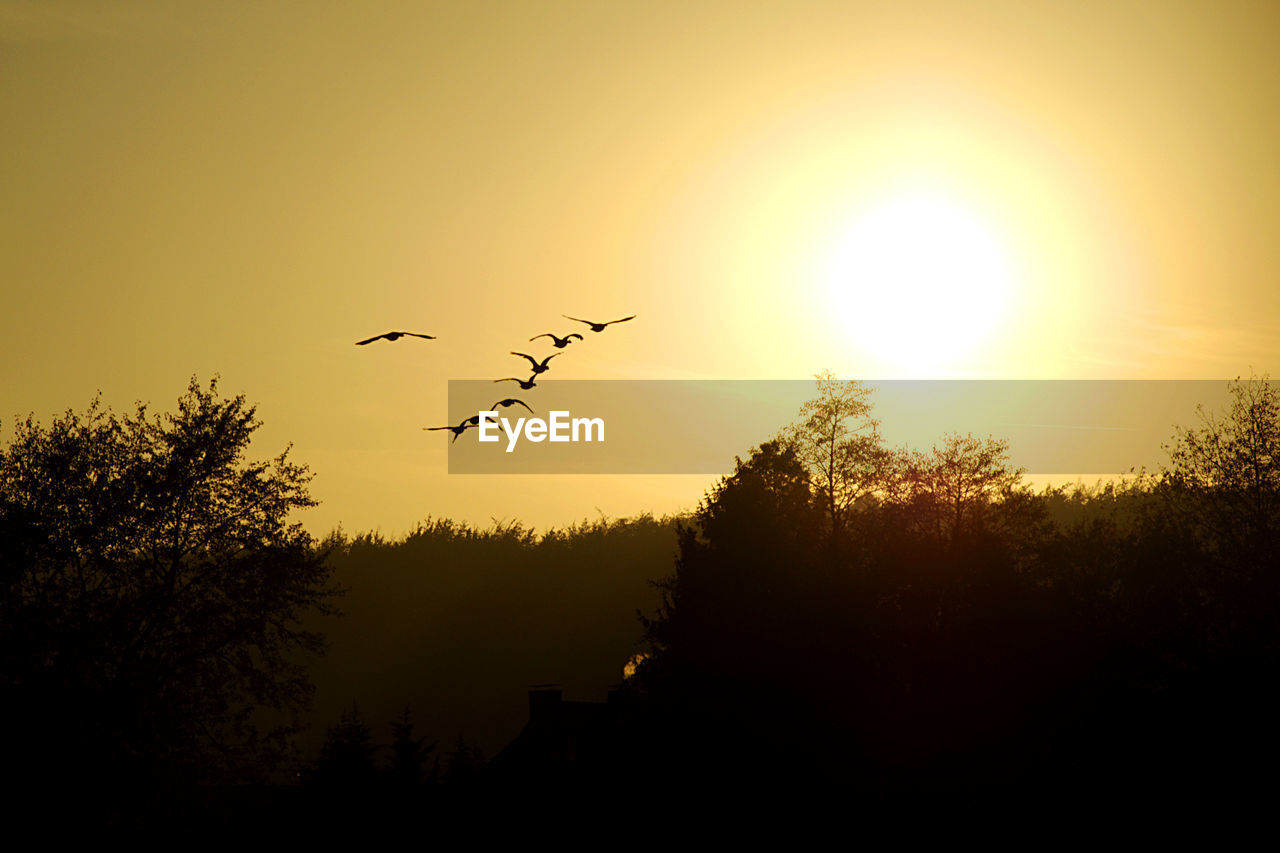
{"left": 439, "top": 380, "right": 1243, "bottom": 474}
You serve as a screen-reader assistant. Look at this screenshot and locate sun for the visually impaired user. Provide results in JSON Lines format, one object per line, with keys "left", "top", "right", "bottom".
{"left": 827, "top": 192, "right": 1012, "bottom": 373}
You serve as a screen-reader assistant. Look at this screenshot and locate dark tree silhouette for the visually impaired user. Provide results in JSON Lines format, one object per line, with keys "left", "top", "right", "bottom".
{"left": 0, "top": 377, "right": 338, "bottom": 790}
{"left": 312, "top": 703, "right": 378, "bottom": 787}
{"left": 388, "top": 705, "right": 437, "bottom": 786}
{"left": 1161, "top": 375, "right": 1278, "bottom": 579}
{"left": 644, "top": 439, "right": 821, "bottom": 674}
{"left": 887, "top": 432, "right": 1026, "bottom": 547}
{"left": 443, "top": 735, "right": 485, "bottom": 787}
{"left": 637, "top": 440, "right": 826, "bottom": 777}
{"left": 781, "top": 371, "right": 887, "bottom": 549}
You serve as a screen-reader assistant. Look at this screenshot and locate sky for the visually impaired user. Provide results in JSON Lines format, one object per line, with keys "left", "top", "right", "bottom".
{"left": 3, "top": 0, "right": 1278, "bottom": 536}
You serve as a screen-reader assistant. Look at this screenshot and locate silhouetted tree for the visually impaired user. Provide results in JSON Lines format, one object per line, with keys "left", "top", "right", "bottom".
{"left": 388, "top": 706, "right": 436, "bottom": 786}
{"left": 643, "top": 440, "right": 821, "bottom": 678}
{"left": 1161, "top": 375, "right": 1278, "bottom": 580}
{"left": 782, "top": 371, "right": 887, "bottom": 548}
{"left": 443, "top": 735, "right": 485, "bottom": 787}
{"left": 307, "top": 512, "right": 680, "bottom": 779}
{"left": 312, "top": 703, "right": 378, "bottom": 788}
{"left": 637, "top": 440, "right": 830, "bottom": 776}
{"left": 0, "top": 377, "right": 338, "bottom": 790}
{"left": 888, "top": 432, "right": 1025, "bottom": 547}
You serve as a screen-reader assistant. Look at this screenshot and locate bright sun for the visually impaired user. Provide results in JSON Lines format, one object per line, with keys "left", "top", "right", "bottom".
{"left": 827, "top": 192, "right": 1012, "bottom": 373}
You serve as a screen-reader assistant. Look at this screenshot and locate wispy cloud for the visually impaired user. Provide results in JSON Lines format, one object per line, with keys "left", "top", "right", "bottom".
{"left": 1066, "top": 309, "right": 1280, "bottom": 376}
{"left": 996, "top": 423, "right": 1138, "bottom": 432}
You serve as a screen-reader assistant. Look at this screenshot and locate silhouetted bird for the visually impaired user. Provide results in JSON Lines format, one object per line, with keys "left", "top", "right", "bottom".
{"left": 495, "top": 376, "right": 538, "bottom": 390}
{"left": 529, "top": 332, "right": 583, "bottom": 348}
{"left": 510, "top": 352, "right": 560, "bottom": 374}
{"left": 356, "top": 331, "right": 437, "bottom": 345}
{"left": 563, "top": 314, "right": 635, "bottom": 332}
{"left": 489, "top": 398, "right": 534, "bottom": 413}
{"left": 424, "top": 416, "right": 480, "bottom": 442}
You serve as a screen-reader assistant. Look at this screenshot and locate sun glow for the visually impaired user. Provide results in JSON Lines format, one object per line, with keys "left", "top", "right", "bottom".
{"left": 828, "top": 192, "right": 1013, "bottom": 374}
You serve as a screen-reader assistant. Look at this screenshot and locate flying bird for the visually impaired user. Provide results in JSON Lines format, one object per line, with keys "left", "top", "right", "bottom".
{"left": 489, "top": 398, "right": 534, "bottom": 414}
{"left": 529, "top": 332, "right": 583, "bottom": 348}
{"left": 495, "top": 376, "right": 538, "bottom": 390}
{"left": 562, "top": 314, "right": 635, "bottom": 332}
{"left": 423, "top": 415, "right": 480, "bottom": 442}
{"left": 356, "top": 331, "right": 437, "bottom": 345}
{"left": 510, "top": 352, "right": 560, "bottom": 374}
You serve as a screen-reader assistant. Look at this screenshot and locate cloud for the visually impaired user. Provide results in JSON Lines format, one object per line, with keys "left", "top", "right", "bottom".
{"left": 1066, "top": 310, "right": 1280, "bottom": 375}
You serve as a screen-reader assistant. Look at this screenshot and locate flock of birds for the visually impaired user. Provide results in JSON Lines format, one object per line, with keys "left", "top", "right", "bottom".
{"left": 356, "top": 314, "right": 636, "bottom": 442}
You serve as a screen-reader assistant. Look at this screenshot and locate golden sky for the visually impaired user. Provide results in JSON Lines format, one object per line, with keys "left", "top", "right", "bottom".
{"left": 3, "top": 0, "right": 1278, "bottom": 534}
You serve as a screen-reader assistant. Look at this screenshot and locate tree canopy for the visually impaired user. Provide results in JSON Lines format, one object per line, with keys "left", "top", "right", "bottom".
{"left": 782, "top": 371, "right": 887, "bottom": 542}
{"left": 1161, "top": 375, "right": 1279, "bottom": 574}
{"left": 889, "top": 432, "right": 1027, "bottom": 547}
{"left": 0, "top": 377, "right": 338, "bottom": 788}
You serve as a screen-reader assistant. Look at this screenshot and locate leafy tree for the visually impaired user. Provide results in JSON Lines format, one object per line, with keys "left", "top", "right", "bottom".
{"left": 1153, "top": 376, "right": 1280, "bottom": 657}
{"left": 1161, "top": 375, "right": 1279, "bottom": 575}
{"left": 643, "top": 439, "right": 820, "bottom": 671}
{"left": 638, "top": 439, "right": 825, "bottom": 772}
{"left": 783, "top": 371, "right": 887, "bottom": 545}
{"left": 0, "top": 377, "right": 338, "bottom": 786}
{"left": 889, "top": 432, "right": 1025, "bottom": 547}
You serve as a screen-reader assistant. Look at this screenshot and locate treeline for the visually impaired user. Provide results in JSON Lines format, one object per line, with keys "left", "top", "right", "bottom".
{"left": 300, "top": 514, "right": 680, "bottom": 764}
{"left": 619, "top": 375, "right": 1280, "bottom": 792}
{"left": 306, "top": 376, "right": 1279, "bottom": 796}
{"left": 4, "top": 374, "right": 1277, "bottom": 815}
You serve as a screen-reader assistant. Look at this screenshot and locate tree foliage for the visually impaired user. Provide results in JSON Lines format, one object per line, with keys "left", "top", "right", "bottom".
{"left": 641, "top": 440, "right": 821, "bottom": 692}
{"left": 312, "top": 703, "right": 378, "bottom": 787}
{"left": 783, "top": 371, "right": 886, "bottom": 541}
{"left": 889, "top": 432, "right": 1027, "bottom": 546}
{"left": 388, "top": 705, "right": 437, "bottom": 786}
{"left": 1161, "top": 375, "right": 1279, "bottom": 574}
{"left": 0, "top": 377, "right": 338, "bottom": 785}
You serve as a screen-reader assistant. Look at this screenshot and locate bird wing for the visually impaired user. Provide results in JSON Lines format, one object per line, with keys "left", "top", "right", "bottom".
{"left": 510, "top": 352, "right": 537, "bottom": 367}
{"left": 539, "top": 353, "right": 561, "bottom": 368}
{"left": 562, "top": 315, "right": 591, "bottom": 326}
{"left": 529, "top": 333, "right": 553, "bottom": 342}
{"left": 355, "top": 334, "right": 387, "bottom": 345}
{"left": 568, "top": 333, "right": 583, "bottom": 341}
{"left": 606, "top": 315, "right": 636, "bottom": 325}
{"left": 405, "top": 332, "right": 436, "bottom": 340}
